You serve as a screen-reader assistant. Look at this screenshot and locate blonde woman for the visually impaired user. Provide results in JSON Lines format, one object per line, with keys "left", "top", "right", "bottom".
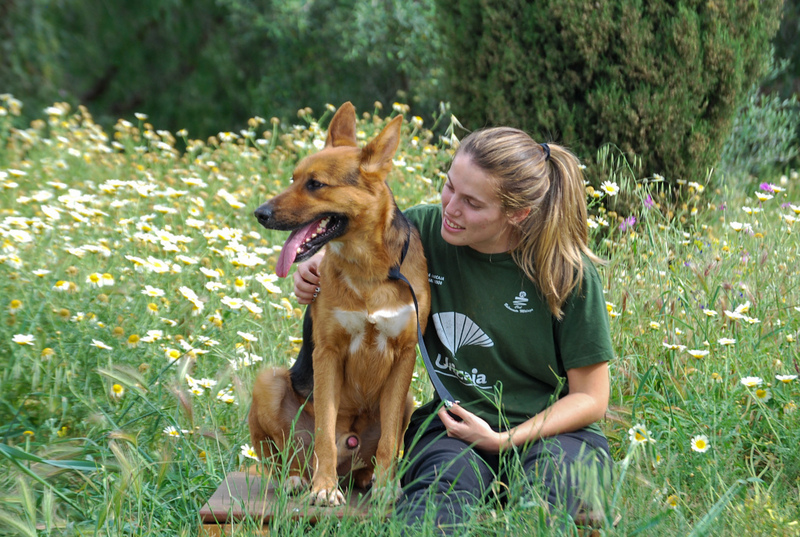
{"left": 294, "top": 127, "right": 613, "bottom": 532}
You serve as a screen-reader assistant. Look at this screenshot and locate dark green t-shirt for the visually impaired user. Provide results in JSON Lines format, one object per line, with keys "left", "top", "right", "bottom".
{"left": 405, "top": 204, "right": 614, "bottom": 436}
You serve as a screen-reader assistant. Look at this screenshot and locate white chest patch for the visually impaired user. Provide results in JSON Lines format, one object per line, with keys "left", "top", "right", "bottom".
{"left": 333, "top": 304, "right": 416, "bottom": 354}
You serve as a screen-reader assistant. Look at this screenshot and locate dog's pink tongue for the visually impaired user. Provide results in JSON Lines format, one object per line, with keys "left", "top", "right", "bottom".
{"left": 275, "top": 221, "right": 317, "bottom": 278}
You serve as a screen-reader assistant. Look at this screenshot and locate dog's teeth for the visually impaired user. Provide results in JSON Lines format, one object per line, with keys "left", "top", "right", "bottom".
{"left": 311, "top": 233, "right": 317, "bottom": 238}
{"left": 296, "top": 247, "right": 302, "bottom": 253}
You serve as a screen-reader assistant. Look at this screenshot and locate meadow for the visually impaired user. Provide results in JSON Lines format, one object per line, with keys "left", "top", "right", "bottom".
{"left": 0, "top": 93, "right": 799, "bottom": 535}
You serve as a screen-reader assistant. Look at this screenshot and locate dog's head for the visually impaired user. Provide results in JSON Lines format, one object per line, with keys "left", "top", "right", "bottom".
{"left": 254, "top": 102, "right": 403, "bottom": 277}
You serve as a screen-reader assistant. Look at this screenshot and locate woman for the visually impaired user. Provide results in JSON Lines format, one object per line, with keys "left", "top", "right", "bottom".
{"left": 293, "top": 127, "right": 614, "bottom": 532}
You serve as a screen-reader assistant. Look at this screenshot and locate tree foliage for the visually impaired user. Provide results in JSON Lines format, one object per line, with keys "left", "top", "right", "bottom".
{"left": 0, "top": 0, "right": 442, "bottom": 138}
{"left": 771, "top": 0, "right": 800, "bottom": 97}
{"left": 434, "top": 0, "right": 784, "bottom": 186}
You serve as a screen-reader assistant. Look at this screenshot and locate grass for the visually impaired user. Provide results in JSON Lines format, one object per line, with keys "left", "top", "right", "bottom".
{"left": 0, "top": 94, "right": 799, "bottom": 536}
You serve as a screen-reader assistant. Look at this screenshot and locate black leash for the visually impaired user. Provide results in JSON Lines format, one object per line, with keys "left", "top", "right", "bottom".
{"left": 388, "top": 232, "right": 455, "bottom": 405}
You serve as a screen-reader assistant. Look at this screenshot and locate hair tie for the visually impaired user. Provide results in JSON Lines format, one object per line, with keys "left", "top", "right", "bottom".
{"left": 541, "top": 142, "right": 551, "bottom": 161}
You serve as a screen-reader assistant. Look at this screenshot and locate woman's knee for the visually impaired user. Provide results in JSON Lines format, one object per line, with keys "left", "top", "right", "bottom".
{"left": 517, "top": 432, "right": 613, "bottom": 516}
{"left": 397, "top": 431, "right": 495, "bottom": 531}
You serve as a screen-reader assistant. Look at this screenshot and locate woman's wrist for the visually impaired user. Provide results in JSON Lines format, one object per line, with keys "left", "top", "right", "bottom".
{"left": 497, "top": 431, "right": 513, "bottom": 452}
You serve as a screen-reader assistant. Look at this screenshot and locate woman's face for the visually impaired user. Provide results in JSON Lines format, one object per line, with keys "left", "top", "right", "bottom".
{"left": 440, "top": 153, "right": 521, "bottom": 254}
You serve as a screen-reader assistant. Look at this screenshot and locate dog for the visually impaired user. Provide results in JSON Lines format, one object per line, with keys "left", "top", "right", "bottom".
{"left": 249, "top": 102, "right": 430, "bottom": 506}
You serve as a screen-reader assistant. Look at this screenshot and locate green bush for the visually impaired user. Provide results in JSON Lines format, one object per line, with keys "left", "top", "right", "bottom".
{"left": 719, "top": 58, "right": 800, "bottom": 180}
{"left": 434, "top": 0, "right": 783, "bottom": 188}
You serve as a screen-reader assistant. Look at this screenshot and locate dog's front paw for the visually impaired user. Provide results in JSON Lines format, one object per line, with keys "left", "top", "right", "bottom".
{"left": 309, "top": 487, "right": 346, "bottom": 506}
{"left": 285, "top": 475, "right": 308, "bottom": 495}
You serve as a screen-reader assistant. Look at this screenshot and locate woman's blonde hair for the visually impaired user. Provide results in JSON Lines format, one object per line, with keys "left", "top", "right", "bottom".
{"left": 455, "top": 127, "right": 601, "bottom": 320}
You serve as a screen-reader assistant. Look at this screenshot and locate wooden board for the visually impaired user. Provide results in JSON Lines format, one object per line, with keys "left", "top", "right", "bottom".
{"left": 199, "top": 472, "right": 376, "bottom": 526}
{"left": 199, "top": 471, "right": 619, "bottom": 535}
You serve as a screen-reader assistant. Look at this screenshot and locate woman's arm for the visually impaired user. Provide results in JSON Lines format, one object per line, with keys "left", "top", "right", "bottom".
{"left": 438, "top": 361, "right": 610, "bottom": 453}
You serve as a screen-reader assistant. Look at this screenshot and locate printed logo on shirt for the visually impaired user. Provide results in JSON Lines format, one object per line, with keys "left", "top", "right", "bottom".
{"left": 431, "top": 312, "right": 494, "bottom": 391}
{"left": 504, "top": 291, "right": 534, "bottom": 313}
{"left": 428, "top": 273, "right": 445, "bottom": 286}
{"left": 434, "top": 354, "right": 492, "bottom": 390}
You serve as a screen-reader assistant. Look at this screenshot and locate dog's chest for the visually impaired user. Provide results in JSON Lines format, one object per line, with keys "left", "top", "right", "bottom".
{"left": 333, "top": 304, "right": 415, "bottom": 354}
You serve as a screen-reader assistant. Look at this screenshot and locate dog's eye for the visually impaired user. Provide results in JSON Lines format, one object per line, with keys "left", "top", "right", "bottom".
{"left": 306, "top": 178, "right": 325, "bottom": 191}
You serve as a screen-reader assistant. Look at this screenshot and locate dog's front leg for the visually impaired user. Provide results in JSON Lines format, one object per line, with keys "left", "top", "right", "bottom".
{"left": 309, "top": 345, "right": 345, "bottom": 506}
{"left": 373, "top": 346, "right": 417, "bottom": 491}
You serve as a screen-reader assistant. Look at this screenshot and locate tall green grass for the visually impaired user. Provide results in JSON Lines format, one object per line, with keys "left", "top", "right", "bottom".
{"left": 0, "top": 95, "right": 798, "bottom": 535}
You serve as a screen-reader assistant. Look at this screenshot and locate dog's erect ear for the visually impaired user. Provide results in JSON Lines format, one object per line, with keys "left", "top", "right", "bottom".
{"left": 325, "top": 102, "right": 359, "bottom": 148}
{"left": 360, "top": 114, "right": 403, "bottom": 177}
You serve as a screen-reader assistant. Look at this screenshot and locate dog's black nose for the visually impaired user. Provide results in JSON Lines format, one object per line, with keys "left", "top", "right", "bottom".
{"left": 254, "top": 204, "right": 272, "bottom": 223}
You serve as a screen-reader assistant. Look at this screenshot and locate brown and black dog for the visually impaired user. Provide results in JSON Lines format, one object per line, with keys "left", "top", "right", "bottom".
{"left": 250, "top": 102, "right": 430, "bottom": 506}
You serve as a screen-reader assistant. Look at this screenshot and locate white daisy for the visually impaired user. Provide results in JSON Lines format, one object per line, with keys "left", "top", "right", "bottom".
{"left": 628, "top": 424, "right": 655, "bottom": 445}
{"left": 600, "top": 181, "right": 620, "bottom": 196}
{"left": 240, "top": 444, "right": 259, "bottom": 461}
{"left": 754, "top": 388, "right": 772, "bottom": 403}
{"left": 740, "top": 376, "right": 763, "bottom": 388}
{"left": 237, "top": 331, "right": 258, "bottom": 342}
{"left": 12, "top": 334, "right": 35, "bottom": 346}
{"left": 91, "top": 339, "right": 112, "bottom": 350}
{"left": 690, "top": 435, "right": 710, "bottom": 453}
{"left": 142, "top": 285, "right": 165, "bottom": 297}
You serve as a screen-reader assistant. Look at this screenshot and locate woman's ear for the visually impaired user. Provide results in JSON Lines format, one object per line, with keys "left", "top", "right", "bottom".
{"left": 508, "top": 207, "right": 531, "bottom": 225}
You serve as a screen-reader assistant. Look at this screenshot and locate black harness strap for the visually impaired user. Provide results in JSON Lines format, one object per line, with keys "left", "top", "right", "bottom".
{"left": 388, "top": 233, "right": 455, "bottom": 405}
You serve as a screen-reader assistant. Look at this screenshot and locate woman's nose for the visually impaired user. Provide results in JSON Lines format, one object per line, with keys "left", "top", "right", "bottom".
{"left": 445, "top": 198, "right": 461, "bottom": 215}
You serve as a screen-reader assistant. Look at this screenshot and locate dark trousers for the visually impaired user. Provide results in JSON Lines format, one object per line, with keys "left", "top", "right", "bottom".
{"left": 395, "top": 418, "right": 612, "bottom": 534}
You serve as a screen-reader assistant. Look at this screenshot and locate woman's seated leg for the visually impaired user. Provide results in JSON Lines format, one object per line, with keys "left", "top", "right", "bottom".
{"left": 396, "top": 424, "right": 495, "bottom": 534}
{"left": 511, "top": 430, "right": 612, "bottom": 525}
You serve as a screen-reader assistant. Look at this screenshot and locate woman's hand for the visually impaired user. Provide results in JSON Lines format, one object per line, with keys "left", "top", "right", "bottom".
{"left": 437, "top": 404, "right": 504, "bottom": 453}
{"left": 293, "top": 252, "right": 324, "bottom": 304}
